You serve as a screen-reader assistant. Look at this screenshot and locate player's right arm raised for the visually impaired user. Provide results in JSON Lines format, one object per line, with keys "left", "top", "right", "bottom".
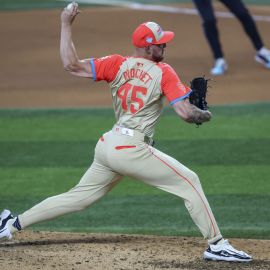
{"left": 60, "top": 2, "right": 93, "bottom": 78}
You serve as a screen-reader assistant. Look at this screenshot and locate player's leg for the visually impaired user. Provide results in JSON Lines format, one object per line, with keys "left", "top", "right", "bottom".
{"left": 111, "top": 144, "right": 251, "bottom": 262}
{"left": 150, "top": 149, "right": 221, "bottom": 242}
{"left": 109, "top": 142, "right": 221, "bottom": 244}
{"left": 1, "top": 159, "right": 122, "bottom": 237}
{"left": 192, "top": 0, "right": 223, "bottom": 59}
{"left": 192, "top": 0, "right": 227, "bottom": 75}
{"left": 221, "top": 0, "right": 270, "bottom": 68}
{"left": 221, "top": 0, "right": 263, "bottom": 50}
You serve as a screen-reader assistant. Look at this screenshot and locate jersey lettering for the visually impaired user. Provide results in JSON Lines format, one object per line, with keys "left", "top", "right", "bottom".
{"left": 123, "top": 68, "right": 152, "bottom": 84}
{"left": 117, "top": 83, "right": 147, "bottom": 114}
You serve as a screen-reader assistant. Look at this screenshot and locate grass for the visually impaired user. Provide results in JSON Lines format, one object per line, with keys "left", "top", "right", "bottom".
{"left": 0, "top": 103, "right": 269, "bottom": 239}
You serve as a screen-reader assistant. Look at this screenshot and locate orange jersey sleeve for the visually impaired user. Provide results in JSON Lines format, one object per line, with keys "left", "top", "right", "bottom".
{"left": 159, "top": 63, "right": 191, "bottom": 105}
{"left": 90, "top": 54, "right": 126, "bottom": 83}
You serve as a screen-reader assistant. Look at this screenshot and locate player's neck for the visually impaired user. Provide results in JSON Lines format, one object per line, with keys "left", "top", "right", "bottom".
{"left": 133, "top": 48, "right": 155, "bottom": 62}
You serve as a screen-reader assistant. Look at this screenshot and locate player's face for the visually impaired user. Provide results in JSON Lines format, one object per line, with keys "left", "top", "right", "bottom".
{"left": 149, "top": 43, "right": 166, "bottom": 62}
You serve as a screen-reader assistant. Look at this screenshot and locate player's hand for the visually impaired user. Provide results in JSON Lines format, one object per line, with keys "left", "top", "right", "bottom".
{"left": 61, "top": 2, "right": 80, "bottom": 25}
{"left": 203, "top": 110, "right": 212, "bottom": 122}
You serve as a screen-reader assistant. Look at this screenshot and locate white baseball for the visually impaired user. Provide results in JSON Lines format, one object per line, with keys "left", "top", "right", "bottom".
{"left": 67, "top": 3, "right": 74, "bottom": 11}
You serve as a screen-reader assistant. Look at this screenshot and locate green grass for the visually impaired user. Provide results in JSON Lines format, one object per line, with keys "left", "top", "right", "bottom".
{"left": 0, "top": 103, "right": 269, "bottom": 239}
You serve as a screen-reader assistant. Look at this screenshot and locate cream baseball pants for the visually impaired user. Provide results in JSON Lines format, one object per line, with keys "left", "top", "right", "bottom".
{"left": 19, "top": 125, "right": 222, "bottom": 244}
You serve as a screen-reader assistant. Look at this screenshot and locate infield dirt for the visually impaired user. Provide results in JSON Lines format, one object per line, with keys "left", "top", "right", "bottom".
{"left": 0, "top": 231, "right": 269, "bottom": 270}
{"left": 0, "top": 3, "right": 270, "bottom": 270}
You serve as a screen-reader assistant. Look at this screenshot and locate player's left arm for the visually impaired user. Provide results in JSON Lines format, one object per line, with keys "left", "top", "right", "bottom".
{"left": 173, "top": 99, "right": 212, "bottom": 124}
{"left": 161, "top": 64, "right": 211, "bottom": 124}
{"left": 60, "top": 3, "right": 93, "bottom": 78}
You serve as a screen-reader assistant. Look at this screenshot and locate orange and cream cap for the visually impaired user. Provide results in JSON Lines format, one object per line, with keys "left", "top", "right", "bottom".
{"left": 132, "top": 22, "right": 174, "bottom": 48}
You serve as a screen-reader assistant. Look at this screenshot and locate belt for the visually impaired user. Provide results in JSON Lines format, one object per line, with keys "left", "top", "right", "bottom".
{"left": 113, "top": 125, "right": 155, "bottom": 146}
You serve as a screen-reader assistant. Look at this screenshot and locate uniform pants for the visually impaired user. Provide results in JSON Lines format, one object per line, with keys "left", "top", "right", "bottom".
{"left": 19, "top": 126, "right": 222, "bottom": 244}
{"left": 193, "top": 0, "right": 263, "bottom": 59}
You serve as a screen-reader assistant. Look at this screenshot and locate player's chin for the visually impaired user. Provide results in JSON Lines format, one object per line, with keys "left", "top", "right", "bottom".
{"left": 153, "top": 55, "right": 164, "bottom": 63}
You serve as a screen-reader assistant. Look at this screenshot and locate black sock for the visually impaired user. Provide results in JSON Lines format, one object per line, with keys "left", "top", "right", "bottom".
{"left": 212, "top": 238, "right": 223, "bottom": 245}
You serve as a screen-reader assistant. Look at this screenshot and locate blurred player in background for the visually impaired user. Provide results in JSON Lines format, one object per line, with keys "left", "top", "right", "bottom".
{"left": 192, "top": 0, "right": 270, "bottom": 75}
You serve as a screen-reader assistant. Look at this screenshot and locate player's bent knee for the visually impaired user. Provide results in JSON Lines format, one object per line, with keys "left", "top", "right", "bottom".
{"left": 188, "top": 171, "right": 201, "bottom": 187}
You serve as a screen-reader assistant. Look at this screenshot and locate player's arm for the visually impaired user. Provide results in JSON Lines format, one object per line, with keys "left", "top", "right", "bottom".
{"left": 172, "top": 98, "right": 212, "bottom": 124}
{"left": 161, "top": 64, "right": 211, "bottom": 124}
{"left": 60, "top": 3, "right": 93, "bottom": 78}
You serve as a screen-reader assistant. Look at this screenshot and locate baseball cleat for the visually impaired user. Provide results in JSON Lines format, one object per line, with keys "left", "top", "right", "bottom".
{"left": 0, "top": 209, "right": 13, "bottom": 240}
{"left": 255, "top": 47, "right": 270, "bottom": 69}
{"left": 203, "top": 239, "right": 252, "bottom": 262}
{"left": 210, "top": 58, "right": 228, "bottom": 76}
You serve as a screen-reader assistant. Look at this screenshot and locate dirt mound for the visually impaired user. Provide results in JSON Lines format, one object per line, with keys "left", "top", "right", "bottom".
{"left": 0, "top": 231, "right": 269, "bottom": 270}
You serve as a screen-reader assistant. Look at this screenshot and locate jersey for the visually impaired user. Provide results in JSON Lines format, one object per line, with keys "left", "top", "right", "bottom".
{"left": 90, "top": 54, "right": 191, "bottom": 137}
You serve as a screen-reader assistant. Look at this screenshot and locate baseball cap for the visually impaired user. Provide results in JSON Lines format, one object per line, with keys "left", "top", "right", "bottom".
{"left": 132, "top": 22, "right": 174, "bottom": 48}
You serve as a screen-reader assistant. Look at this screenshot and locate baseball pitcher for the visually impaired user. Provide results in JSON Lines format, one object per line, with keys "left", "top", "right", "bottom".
{"left": 0, "top": 2, "right": 252, "bottom": 262}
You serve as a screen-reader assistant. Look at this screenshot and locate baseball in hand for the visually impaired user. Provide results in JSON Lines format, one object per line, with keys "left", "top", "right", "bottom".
{"left": 67, "top": 3, "right": 75, "bottom": 11}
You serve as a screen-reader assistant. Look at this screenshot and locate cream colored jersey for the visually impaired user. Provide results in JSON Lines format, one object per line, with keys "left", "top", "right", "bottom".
{"left": 91, "top": 55, "right": 191, "bottom": 137}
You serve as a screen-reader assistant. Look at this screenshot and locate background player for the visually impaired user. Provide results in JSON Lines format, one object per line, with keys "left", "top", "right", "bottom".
{"left": 192, "top": 0, "right": 270, "bottom": 75}
{"left": 0, "top": 2, "right": 252, "bottom": 262}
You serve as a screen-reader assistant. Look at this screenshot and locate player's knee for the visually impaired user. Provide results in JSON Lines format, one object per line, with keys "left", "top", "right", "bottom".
{"left": 188, "top": 171, "right": 201, "bottom": 187}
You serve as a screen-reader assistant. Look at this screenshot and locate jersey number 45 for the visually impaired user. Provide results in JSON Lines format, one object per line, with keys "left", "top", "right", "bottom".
{"left": 117, "top": 83, "right": 147, "bottom": 114}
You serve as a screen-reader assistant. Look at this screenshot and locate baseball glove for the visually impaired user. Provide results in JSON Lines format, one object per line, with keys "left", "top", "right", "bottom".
{"left": 189, "top": 76, "right": 209, "bottom": 111}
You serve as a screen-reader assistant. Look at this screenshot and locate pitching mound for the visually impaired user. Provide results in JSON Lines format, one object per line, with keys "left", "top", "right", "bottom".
{"left": 0, "top": 231, "right": 269, "bottom": 270}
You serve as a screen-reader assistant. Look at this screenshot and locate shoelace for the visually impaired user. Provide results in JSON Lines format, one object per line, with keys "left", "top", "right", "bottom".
{"left": 222, "top": 240, "right": 247, "bottom": 255}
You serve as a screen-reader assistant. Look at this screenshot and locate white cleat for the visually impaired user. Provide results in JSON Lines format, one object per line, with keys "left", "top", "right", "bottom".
{"left": 210, "top": 58, "right": 228, "bottom": 76}
{"left": 0, "top": 209, "right": 13, "bottom": 240}
{"left": 255, "top": 47, "right": 270, "bottom": 69}
{"left": 204, "top": 239, "right": 252, "bottom": 262}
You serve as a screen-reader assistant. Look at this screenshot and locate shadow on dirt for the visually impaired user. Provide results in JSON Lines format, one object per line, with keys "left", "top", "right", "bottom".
{"left": 0, "top": 234, "right": 136, "bottom": 247}
{"left": 149, "top": 259, "right": 270, "bottom": 270}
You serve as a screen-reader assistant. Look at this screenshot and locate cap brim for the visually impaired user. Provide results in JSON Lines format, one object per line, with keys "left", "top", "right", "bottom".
{"left": 153, "top": 31, "right": 174, "bottom": 45}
